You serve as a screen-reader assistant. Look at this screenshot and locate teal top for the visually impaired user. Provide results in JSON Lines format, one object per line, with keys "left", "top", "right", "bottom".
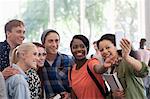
{"left": 116, "top": 59, "right": 149, "bottom": 99}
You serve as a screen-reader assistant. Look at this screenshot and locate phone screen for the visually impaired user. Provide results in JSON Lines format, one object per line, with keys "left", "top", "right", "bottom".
{"left": 115, "top": 31, "right": 125, "bottom": 49}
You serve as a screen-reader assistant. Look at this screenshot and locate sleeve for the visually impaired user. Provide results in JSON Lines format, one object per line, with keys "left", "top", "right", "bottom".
{"left": 13, "top": 76, "right": 31, "bottom": 99}
{"left": 134, "top": 62, "right": 149, "bottom": 77}
{"left": 87, "top": 58, "right": 100, "bottom": 73}
{"left": 122, "top": 59, "right": 149, "bottom": 78}
{"left": 86, "top": 58, "right": 105, "bottom": 90}
{"left": 14, "top": 83, "right": 30, "bottom": 99}
{"left": 0, "top": 72, "right": 7, "bottom": 99}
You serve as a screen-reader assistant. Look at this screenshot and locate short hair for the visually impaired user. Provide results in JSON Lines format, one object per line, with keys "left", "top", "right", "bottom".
{"left": 70, "top": 34, "right": 89, "bottom": 54}
{"left": 140, "top": 38, "right": 146, "bottom": 43}
{"left": 41, "top": 29, "right": 60, "bottom": 44}
{"left": 140, "top": 38, "right": 146, "bottom": 49}
{"left": 97, "top": 34, "right": 116, "bottom": 49}
{"left": 5, "top": 19, "right": 24, "bottom": 34}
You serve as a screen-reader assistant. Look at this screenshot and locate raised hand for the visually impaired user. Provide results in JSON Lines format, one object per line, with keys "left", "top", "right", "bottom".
{"left": 120, "top": 39, "right": 131, "bottom": 59}
{"left": 103, "top": 55, "right": 116, "bottom": 68}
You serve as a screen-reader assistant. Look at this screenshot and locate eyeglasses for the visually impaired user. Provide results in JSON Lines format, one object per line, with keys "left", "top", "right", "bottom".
{"left": 38, "top": 53, "right": 47, "bottom": 57}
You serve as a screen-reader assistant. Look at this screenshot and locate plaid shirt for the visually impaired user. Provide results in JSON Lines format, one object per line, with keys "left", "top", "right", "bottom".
{"left": 0, "top": 40, "right": 11, "bottom": 71}
{"left": 42, "top": 52, "right": 74, "bottom": 98}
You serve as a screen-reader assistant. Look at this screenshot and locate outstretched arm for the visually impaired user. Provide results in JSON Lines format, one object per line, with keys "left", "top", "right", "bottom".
{"left": 120, "top": 39, "right": 142, "bottom": 71}
{"left": 94, "top": 55, "right": 116, "bottom": 74}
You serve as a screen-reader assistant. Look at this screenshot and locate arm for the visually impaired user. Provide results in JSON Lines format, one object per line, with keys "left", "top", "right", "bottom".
{"left": 94, "top": 55, "right": 117, "bottom": 74}
{"left": 94, "top": 64, "right": 107, "bottom": 74}
{"left": 2, "top": 66, "right": 19, "bottom": 79}
{"left": 124, "top": 56, "right": 142, "bottom": 71}
{"left": 120, "top": 39, "right": 142, "bottom": 71}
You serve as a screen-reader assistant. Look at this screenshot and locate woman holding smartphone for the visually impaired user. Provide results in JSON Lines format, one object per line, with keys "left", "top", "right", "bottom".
{"left": 97, "top": 34, "right": 149, "bottom": 99}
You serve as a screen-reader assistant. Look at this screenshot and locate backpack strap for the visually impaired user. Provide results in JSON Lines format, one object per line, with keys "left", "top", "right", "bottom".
{"left": 87, "top": 65, "right": 108, "bottom": 97}
{"left": 69, "top": 66, "right": 73, "bottom": 81}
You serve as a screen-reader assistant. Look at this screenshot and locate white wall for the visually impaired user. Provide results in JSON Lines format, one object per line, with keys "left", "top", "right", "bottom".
{"left": 145, "top": 0, "right": 150, "bottom": 48}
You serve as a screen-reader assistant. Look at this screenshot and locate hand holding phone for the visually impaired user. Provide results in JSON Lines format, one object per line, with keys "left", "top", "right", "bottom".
{"left": 115, "top": 31, "right": 125, "bottom": 50}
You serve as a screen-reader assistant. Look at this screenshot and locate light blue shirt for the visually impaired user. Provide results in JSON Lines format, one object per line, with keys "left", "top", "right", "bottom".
{"left": 6, "top": 64, "right": 31, "bottom": 99}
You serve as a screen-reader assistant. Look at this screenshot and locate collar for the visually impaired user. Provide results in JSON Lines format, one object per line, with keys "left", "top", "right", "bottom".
{"left": 4, "top": 40, "right": 11, "bottom": 47}
{"left": 12, "top": 64, "right": 29, "bottom": 80}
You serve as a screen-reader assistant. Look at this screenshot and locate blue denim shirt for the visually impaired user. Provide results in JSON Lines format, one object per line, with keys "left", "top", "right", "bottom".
{"left": 6, "top": 64, "right": 31, "bottom": 99}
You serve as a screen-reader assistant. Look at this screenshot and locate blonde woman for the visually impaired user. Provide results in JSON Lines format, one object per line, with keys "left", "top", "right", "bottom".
{"left": 26, "top": 42, "right": 47, "bottom": 99}
{"left": 5, "top": 43, "right": 38, "bottom": 99}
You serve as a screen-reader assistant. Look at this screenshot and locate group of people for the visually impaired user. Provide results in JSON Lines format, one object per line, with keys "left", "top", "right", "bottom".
{"left": 0, "top": 19, "right": 74, "bottom": 99}
{"left": 0, "top": 19, "right": 149, "bottom": 99}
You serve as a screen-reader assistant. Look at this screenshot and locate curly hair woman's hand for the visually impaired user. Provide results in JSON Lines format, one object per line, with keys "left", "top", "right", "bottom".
{"left": 120, "top": 39, "right": 131, "bottom": 60}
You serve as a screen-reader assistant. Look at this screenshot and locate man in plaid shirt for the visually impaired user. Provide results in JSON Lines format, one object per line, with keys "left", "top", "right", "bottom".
{"left": 41, "top": 29, "right": 74, "bottom": 99}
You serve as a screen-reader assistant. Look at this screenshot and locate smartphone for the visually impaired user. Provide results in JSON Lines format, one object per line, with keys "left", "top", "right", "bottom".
{"left": 115, "top": 31, "right": 125, "bottom": 50}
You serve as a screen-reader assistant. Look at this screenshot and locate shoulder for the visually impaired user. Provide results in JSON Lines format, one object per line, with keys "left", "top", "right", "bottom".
{"left": 0, "top": 41, "right": 4, "bottom": 45}
{"left": 59, "top": 53, "right": 71, "bottom": 58}
{"left": 87, "top": 58, "right": 100, "bottom": 70}
{"left": 6, "top": 74, "right": 28, "bottom": 86}
{"left": 88, "top": 58, "right": 99, "bottom": 64}
{"left": 0, "top": 41, "right": 5, "bottom": 48}
{"left": 59, "top": 53, "right": 74, "bottom": 62}
{"left": 0, "top": 40, "right": 10, "bottom": 51}
{"left": 58, "top": 53, "right": 74, "bottom": 67}
{"left": 0, "top": 40, "right": 7, "bottom": 46}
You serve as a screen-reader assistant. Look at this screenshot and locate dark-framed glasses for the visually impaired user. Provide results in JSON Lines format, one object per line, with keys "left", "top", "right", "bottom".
{"left": 38, "top": 52, "right": 47, "bottom": 57}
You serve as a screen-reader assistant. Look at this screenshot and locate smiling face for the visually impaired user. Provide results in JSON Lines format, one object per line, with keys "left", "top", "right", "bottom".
{"left": 23, "top": 46, "right": 39, "bottom": 69}
{"left": 98, "top": 40, "right": 118, "bottom": 60}
{"left": 7, "top": 25, "right": 25, "bottom": 46}
{"left": 44, "top": 32, "right": 60, "bottom": 55}
{"left": 37, "top": 47, "right": 47, "bottom": 67}
{"left": 71, "top": 39, "right": 87, "bottom": 60}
